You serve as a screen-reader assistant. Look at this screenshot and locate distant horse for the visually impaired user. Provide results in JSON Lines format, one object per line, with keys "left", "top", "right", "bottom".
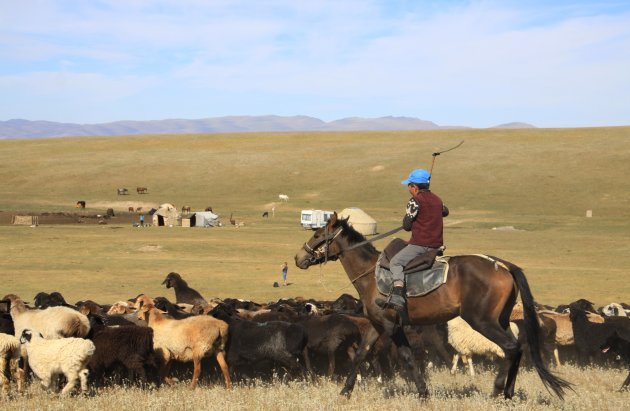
{"left": 128, "top": 207, "right": 135, "bottom": 212}
{"left": 136, "top": 207, "right": 143, "bottom": 212}
{"left": 182, "top": 206, "right": 191, "bottom": 214}
{"left": 278, "top": 194, "right": 289, "bottom": 202}
{"left": 117, "top": 188, "right": 129, "bottom": 195}
{"left": 137, "top": 187, "right": 148, "bottom": 194}
{"left": 76, "top": 201, "right": 86, "bottom": 209}
{"left": 294, "top": 213, "right": 570, "bottom": 400}
{"left": 262, "top": 212, "right": 269, "bottom": 218}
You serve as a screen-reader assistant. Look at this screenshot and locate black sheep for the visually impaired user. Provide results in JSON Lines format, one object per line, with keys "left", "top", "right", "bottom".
{"left": 208, "top": 303, "right": 308, "bottom": 381}
{"left": 600, "top": 331, "right": 630, "bottom": 391}
{"left": 86, "top": 314, "right": 158, "bottom": 387}
{"left": 568, "top": 302, "right": 630, "bottom": 366}
{"left": 161, "top": 272, "right": 207, "bottom": 305}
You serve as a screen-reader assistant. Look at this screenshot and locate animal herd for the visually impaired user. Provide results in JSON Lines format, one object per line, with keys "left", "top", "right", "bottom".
{"left": 2, "top": 273, "right": 630, "bottom": 398}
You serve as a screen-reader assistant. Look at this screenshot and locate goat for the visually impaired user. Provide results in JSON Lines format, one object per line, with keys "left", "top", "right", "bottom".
{"left": 208, "top": 303, "right": 308, "bottom": 381}
{"left": 278, "top": 194, "right": 289, "bottom": 202}
{"left": 153, "top": 296, "right": 194, "bottom": 320}
{"left": 86, "top": 314, "right": 157, "bottom": 387}
{"left": 137, "top": 302, "right": 231, "bottom": 389}
{"left": 20, "top": 329, "right": 95, "bottom": 395}
{"left": 296, "top": 313, "right": 361, "bottom": 377}
{"left": 33, "top": 291, "right": 75, "bottom": 309}
{"left": 568, "top": 302, "right": 630, "bottom": 366}
{"left": 600, "top": 331, "right": 630, "bottom": 391}
{"left": 161, "top": 272, "right": 207, "bottom": 305}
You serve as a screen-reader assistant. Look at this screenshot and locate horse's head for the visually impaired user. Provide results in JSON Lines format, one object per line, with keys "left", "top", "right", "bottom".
{"left": 295, "top": 212, "right": 346, "bottom": 269}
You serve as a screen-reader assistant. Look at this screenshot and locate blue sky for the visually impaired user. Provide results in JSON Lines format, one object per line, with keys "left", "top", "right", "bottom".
{"left": 1, "top": 0, "right": 629, "bottom": 127}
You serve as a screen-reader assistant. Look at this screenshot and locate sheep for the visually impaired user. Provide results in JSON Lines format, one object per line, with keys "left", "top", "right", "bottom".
{"left": 161, "top": 272, "right": 208, "bottom": 305}
{"left": 602, "top": 303, "right": 630, "bottom": 317}
{"left": 447, "top": 316, "right": 519, "bottom": 376}
{"left": 19, "top": 329, "right": 95, "bottom": 395}
{"left": 3, "top": 294, "right": 90, "bottom": 339}
{"left": 1, "top": 333, "right": 24, "bottom": 396}
{"left": 85, "top": 314, "right": 157, "bottom": 387}
{"left": 137, "top": 301, "right": 231, "bottom": 389}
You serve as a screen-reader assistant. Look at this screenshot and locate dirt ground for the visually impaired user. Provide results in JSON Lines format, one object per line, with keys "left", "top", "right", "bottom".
{"left": 0, "top": 210, "right": 142, "bottom": 225}
{"left": 0, "top": 200, "right": 160, "bottom": 226}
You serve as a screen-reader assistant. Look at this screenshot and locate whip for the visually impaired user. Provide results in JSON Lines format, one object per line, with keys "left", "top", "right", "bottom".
{"left": 428, "top": 140, "right": 464, "bottom": 187}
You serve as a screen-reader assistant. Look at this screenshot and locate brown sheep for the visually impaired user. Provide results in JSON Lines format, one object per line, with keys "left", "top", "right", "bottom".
{"left": 137, "top": 302, "right": 231, "bottom": 389}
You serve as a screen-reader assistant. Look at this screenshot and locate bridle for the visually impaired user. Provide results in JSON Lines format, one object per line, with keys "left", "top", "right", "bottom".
{"left": 301, "top": 226, "right": 344, "bottom": 265}
{"left": 301, "top": 223, "right": 404, "bottom": 266}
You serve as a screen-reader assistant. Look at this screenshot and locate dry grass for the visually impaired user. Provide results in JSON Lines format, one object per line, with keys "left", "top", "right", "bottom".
{"left": 4, "top": 366, "right": 629, "bottom": 410}
{"left": 1, "top": 128, "right": 630, "bottom": 407}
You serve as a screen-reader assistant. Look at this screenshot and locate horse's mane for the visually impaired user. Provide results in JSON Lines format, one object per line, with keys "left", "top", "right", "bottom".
{"left": 336, "top": 217, "right": 379, "bottom": 257}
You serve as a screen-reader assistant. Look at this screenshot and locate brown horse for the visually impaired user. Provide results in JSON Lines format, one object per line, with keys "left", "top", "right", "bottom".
{"left": 294, "top": 213, "right": 571, "bottom": 400}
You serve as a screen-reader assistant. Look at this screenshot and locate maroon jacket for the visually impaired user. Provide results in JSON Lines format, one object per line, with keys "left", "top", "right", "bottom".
{"left": 403, "top": 190, "right": 447, "bottom": 248}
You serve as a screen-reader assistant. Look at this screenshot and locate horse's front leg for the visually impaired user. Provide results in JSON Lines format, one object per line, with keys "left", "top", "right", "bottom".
{"left": 391, "top": 326, "right": 429, "bottom": 398}
{"left": 340, "top": 326, "right": 381, "bottom": 398}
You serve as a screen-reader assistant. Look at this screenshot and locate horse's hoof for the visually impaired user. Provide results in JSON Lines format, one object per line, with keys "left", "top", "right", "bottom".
{"left": 339, "top": 388, "right": 352, "bottom": 399}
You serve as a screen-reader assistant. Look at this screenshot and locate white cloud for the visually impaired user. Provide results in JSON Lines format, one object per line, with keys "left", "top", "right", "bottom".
{"left": 1, "top": 1, "right": 629, "bottom": 126}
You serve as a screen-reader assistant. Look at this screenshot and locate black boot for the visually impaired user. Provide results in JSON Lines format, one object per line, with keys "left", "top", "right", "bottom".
{"left": 375, "top": 286, "right": 406, "bottom": 312}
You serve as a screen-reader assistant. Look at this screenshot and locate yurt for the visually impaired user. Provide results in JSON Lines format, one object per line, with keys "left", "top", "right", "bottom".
{"left": 339, "top": 207, "right": 377, "bottom": 235}
{"left": 152, "top": 203, "right": 179, "bottom": 226}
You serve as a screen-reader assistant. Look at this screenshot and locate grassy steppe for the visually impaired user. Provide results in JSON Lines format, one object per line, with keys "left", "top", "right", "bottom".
{"left": 1, "top": 127, "right": 629, "bottom": 305}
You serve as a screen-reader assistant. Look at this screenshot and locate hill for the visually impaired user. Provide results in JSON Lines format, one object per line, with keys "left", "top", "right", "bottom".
{"left": 0, "top": 115, "right": 469, "bottom": 139}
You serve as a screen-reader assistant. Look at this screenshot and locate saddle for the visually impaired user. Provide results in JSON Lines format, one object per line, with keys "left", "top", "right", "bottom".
{"left": 375, "top": 238, "right": 449, "bottom": 298}
{"left": 379, "top": 238, "right": 441, "bottom": 274}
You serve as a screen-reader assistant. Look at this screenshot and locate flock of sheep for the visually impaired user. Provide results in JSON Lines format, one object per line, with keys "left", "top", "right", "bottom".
{"left": 1, "top": 271, "right": 630, "bottom": 398}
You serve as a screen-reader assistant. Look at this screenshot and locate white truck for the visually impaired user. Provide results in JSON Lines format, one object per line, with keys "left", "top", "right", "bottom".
{"left": 300, "top": 209, "right": 334, "bottom": 229}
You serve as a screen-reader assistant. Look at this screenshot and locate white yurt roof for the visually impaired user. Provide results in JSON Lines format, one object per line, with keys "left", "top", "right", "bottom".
{"left": 339, "top": 207, "right": 377, "bottom": 235}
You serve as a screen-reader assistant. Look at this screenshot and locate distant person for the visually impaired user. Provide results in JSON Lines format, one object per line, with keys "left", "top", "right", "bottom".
{"left": 281, "top": 262, "right": 288, "bottom": 286}
{"left": 139, "top": 214, "right": 144, "bottom": 227}
{"left": 376, "top": 169, "right": 449, "bottom": 312}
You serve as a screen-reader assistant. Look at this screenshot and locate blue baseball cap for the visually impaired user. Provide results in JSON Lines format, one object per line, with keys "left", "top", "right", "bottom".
{"left": 401, "top": 169, "right": 431, "bottom": 185}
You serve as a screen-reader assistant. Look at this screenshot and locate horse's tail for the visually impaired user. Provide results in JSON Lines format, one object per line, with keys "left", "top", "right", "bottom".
{"left": 505, "top": 260, "right": 572, "bottom": 400}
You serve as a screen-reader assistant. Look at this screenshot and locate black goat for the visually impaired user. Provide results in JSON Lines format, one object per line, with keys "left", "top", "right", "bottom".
{"left": 161, "top": 272, "right": 207, "bottom": 305}
{"left": 600, "top": 331, "right": 630, "bottom": 391}
{"left": 34, "top": 291, "right": 76, "bottom": 309}
{"left": 86, "top": 314, "right": 158, "bottom": 387}
{"left": 153, "top": 296, "right": 194, "bottom": 319}
{"left": 296, "top": 314, "right": 361, "bottom": 377}
{"left": 208, "top": 304, "right": 309, "bottom": 380}
{"left": 569, "top": 302, "right": 630, "bottom": 366}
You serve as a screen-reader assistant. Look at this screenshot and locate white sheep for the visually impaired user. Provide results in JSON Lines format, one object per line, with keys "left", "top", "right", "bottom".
{"left": 19, "top": 329, "right": 95, "bottom": 395}
{"left": 5, "top": 294, "right": 90, "bottom": 339}
{"left": 0, "top": 333, "right": 24, "bottom": 396}
{"left": 447, "top": 316, "right": 519, "bottom": 376}
{"left": 602, "top": 303, "right": 629, "bottom": 317}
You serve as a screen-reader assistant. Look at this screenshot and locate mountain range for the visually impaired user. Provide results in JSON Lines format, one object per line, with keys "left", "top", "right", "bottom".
{"left": 0, "top": 116, "right": 535, "bottom": 139}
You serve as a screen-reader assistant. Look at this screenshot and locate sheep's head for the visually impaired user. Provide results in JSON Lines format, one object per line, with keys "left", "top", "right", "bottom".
{"left": 137, "top": 303, "right": 156, "bottom": 322}
{"left": 134, "top": 295, "right": 154, "bottom": 311}
{"left": 2, "top": 294, "right": 27, "bottom": 311}
{"left": 19, "top": 329, "right": 42, "bottom": 344}
{"left": 107, "top": 301, "right": 133, "bottom": 315}
{"left": 161, "top": 272, "right": 183, "bottom": 288}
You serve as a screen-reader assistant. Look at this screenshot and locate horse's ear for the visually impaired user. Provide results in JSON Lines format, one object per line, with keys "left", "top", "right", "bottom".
{"left": 328, "top": 212, "right": 338, "bottom": 227}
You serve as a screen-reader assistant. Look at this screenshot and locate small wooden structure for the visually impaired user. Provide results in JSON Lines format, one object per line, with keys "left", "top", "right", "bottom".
{"left": 12, "top": 215, "right": 39, "bottom": 226}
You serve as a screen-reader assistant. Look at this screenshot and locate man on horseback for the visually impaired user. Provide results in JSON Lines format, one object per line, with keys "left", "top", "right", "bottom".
{"left": 376, "top": 169, "right": 449, "bottom": 312}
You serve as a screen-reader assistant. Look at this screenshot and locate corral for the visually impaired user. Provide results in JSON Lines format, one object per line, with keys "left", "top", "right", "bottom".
{"left": 0, "top": 128, "right": 629, "bottom": 408}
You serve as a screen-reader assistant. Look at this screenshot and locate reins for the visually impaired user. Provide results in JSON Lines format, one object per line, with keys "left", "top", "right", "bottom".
{"left": 309, "top": 224, "right": 404, "bottom": 293}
